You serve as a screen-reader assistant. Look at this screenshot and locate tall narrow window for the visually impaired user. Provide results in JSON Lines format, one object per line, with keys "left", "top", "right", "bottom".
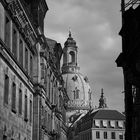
{"left": 5, "top": 16, "right": 10, "bottom": 49}
{"left": 73, "top": 87, "right": 79, "bottom": 99}
{"left": 111, "top": 132, "right": 116, "bottom": 139}
{"left": 4, "top": 74, "right": 9, "bottom": 104}
{"left": 19, "top": 39, "right": 23, "bottom": 67}
{"left": 69, "top": 51, "right": 75, "bottom": 63}
{"left": 3, "top": 135, "right": 7, "bottom": 140}
{"left": 25, "top": 47, "right": 28, "bottom": 72}
{"left": 41, "top": 106, "right": 45, "bottom": 126}
{"left": 24, "top": 94, "right": 28, "bottom": 121}
{"left": 11, "top": 82, "right": 16, "bottom": 113}
{"left": 30, "top": 55, "right": 33, "bottom": 77}
{"left": 29, "top": 100, "right": 32, "bottom": 123}
{"left": 12, "top": 28, "right": 17, "bottom": 58}
{"left": 18, "top": 89, "right": 22, "bottom": 115}
{"left": 104, "top": 132, "right": 108, "bottom": 139}
{"left": 119, "top": 133, "right": 123, "bottom": 139}
{"left": 96, "top": 131, "right": 100, "bottom": 139}
{"left": 45, "top": 110, "right": 47, "bottom": 128}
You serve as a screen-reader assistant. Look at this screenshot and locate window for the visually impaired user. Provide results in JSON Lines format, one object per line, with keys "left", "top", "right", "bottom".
{"left": 111, "top": 132, "right": 116, "bottom": 139}
{"left": 3, "top": 135, "right": 7, "bottom": 140}
{"left": 119, "top": 133, "right": 123, "bottom": 139}
{"left": 29, "top": 100, "right": 32, "bottom": 123}
{"left": 73, "top": 87, "right": 79, "bottom": 99}
{"left": 104, "top": 132, "right": 108, "bottom": 139}
{"left": 110, "top": 120, "right": 115, "bottom": 128}
{"left": 25, "top": 47, "right": 28, "bottom": 72}
{"left": 18, "top": 89, "right": 22, "bottom": 115}
{"left": 118, "top": 121, "right": 123, "bottom": 128}
{"left": 4, "top": 74, "right": 9, "bottom": 104}
{"left": 19, "top": 39, "right": 23, "bottom": 67}
{"left": 103, "top": 120, "right": 107, "bottom": 127}
{"left": 11, "top": 82, "right": 16, "bottom": 113}
{"left": 95, "top": 120, "right": 100, "bottom": 127}
{"left": 96, "top": 131, "right": 100, "bottom": 139}
{"left": 30, "top": 55, "right": 33, "bottom": 77}
{"left": 41, "top": 106, "right": 45, "bottom": 126}
{"left": 12, "top": 28, "right": 17, "bottom": 58}
{"left": 24, "top": 94, "right": 28, "bottom": 121}
{"left": 5, "top": 16, "right": 10, "bottom": 49}
{"left": 69, "top": 51, "right": 75, "bottom": 63}
{"left": 88, "top": 89, "right": 92, "bottom": 100}
{"left": 45, "top": 110, "right": 47, "bottom": 128}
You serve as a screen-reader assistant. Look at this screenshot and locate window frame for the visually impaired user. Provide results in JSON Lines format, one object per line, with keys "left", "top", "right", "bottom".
{"left": 18, "top": 88, "right": 22, "bottom": 115}
{"left": 96, "top": 131, "right": 100, "bottom": 139}
{"left": 4, "top": 74, "right": 9, "bottom": 105}
{"left": 111, "top": 132, "right": 116, "bottom": 139}
{"left": 11, "top": 82, "right": 17, "bottom": 113}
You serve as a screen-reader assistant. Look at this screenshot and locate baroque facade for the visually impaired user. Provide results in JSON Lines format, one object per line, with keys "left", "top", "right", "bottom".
{"left": 0, "top": 0, "right": 68, "bottom": 140}
{"left": 116, "top": 0, "right": 140, "bottom": 140}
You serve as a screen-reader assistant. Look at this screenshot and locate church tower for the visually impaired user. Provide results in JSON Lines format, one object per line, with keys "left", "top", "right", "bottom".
{"left": 62, "top": 32, "right": 93, "bottom": 125}
{"left": 62, "top": 31, "right": 80, "bottom": 74}
{"left": 99, "top": 88, "right": 107, "bottom": 108}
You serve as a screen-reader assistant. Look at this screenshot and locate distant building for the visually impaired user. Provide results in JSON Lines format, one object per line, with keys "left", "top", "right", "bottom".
{"left": 62, "top": 31, "right": 94, "bottom": 126}
{"left": 68, "top": 91, "right": 125, "bottom": 140}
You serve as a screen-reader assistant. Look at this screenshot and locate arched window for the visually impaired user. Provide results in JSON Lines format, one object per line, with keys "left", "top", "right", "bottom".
{"left": 69, "top": 51, "right": 75, "bottom": 63}
{"left": 73, "top": 87, "right": 80, "bottom": 99}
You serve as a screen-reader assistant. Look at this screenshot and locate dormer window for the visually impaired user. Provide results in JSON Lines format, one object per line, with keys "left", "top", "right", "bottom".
{"left": 103, "top": 120, "right": 107, "bottom": 127}
{"left": 110, "top": 120, "right": 115, "bottom": 128}
{"left": 118, "top": 121, "right": 123, "bottom": 128}
{"left": 95, "top": 120, "right": 100, "bottom": 127}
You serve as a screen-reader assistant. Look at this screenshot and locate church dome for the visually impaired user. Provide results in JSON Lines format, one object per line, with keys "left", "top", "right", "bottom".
{"left": 63, "top": 72, "right": 92, "bottom": 110}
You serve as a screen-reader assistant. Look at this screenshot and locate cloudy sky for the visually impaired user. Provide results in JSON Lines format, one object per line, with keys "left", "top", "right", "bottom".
{"left": 44, "top": 0, "right": 124, "bottom": 112}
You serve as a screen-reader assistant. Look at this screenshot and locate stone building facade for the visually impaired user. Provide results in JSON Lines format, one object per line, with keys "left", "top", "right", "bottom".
{"left": 0, "top": 0, "right": 68, "bottom": 140}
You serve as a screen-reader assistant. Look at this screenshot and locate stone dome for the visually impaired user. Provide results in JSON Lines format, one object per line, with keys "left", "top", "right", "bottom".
{"left": 62, "top": 72, "right": 92, "bottom": 110}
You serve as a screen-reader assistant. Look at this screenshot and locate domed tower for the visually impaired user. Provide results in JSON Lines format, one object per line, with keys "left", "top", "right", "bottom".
{"left": 62, "top": 31, "right": 93, "bottom": 125}
{"left": 62, "top": 31, "right": 79, "bottom": 74}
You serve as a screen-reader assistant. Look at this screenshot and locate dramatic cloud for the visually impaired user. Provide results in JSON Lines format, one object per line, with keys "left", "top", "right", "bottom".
{"left": 45, "top": 0, "right": 124, "bottom": 112}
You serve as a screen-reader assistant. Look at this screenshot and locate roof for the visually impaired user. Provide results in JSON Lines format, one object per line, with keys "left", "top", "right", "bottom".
{"left": 82, "top": 109, "right": 125, "bottom": 121}
{"left": 46, "top": 38, "right": 57, "bottom": 49}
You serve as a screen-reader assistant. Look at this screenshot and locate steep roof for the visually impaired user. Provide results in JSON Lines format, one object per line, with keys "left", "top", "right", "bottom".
{"left": 46, "top": 38, "right": 57, "bottom": 49}
{"left": 82, "top": 109, "right": 125, "bottom": 121}
{"left": 91, "top": 109, "right": 125, "bottom": 120}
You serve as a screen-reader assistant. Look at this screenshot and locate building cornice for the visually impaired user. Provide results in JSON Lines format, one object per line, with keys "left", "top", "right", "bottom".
{"left": 3, "top": 0, "right": 38, "bottom": 53}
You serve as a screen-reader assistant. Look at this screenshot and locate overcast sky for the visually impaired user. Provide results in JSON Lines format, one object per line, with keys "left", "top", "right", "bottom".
{"left": 44, "top": 0, "right": 124, "bottom": 112}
